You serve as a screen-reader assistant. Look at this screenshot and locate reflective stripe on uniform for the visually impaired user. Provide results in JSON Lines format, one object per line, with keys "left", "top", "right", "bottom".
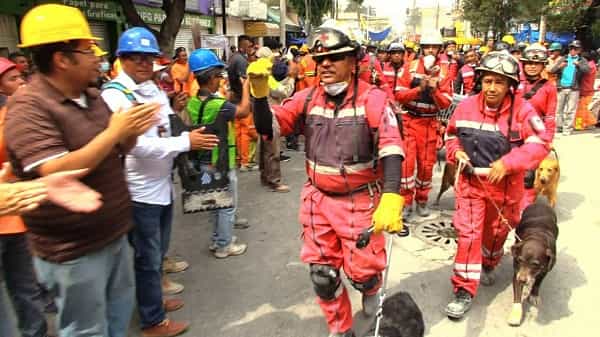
{"left": 309, "top": 106, "right": 366, "bottom": 119}
{"left": 415, "top": 178, "right": 432, "bottom": 188}
{"left": 406, "top": 101, "right": 437, "bottom": 110}
{"left": 307, "top": 159, "right": 374, "bottom": 175}
{"left": 462, "top": 71, "right": 474, "bottom": 77}
{"left": 525, "top": 135, "right": 545, "bottom": 144}
{"left": 455, "top": 120, "right": 500, "bottom": 132}
{"left": 379, "top": 145, "right": 405, "bottom": 158}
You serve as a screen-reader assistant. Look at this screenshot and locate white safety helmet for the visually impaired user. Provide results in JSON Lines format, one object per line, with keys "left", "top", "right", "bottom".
{"left": 420, "top": 31, "right": 444, "bottom": 46}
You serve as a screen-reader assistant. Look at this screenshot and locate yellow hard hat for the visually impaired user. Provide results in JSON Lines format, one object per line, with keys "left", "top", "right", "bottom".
{"left": 501, "top": 35, "right": 515, "bottom": 46}
{"left": 91, "top": 44, "right": 108, "bottom": 57}
{"left": 404, "top": 41, "right": 416, "bottom": 50}
{"left": 300, "top": 45, "right": 310, "bottom": 53}
{"left": 479, "top": 46, "right": 490, "bottom": 54}
{"left": 18, "top": 4, "right": 101, "bottom": 48}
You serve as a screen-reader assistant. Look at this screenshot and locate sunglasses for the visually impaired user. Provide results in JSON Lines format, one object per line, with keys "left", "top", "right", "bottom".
{"left": 481, "top": 53, "right": 519, "bottom": 76}
{"left": 313, "top": 52, "right": 349, "bottom": 64}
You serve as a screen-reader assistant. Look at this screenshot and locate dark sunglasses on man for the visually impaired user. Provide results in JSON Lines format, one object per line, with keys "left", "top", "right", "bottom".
{"left": 313, "top": 52, "right": 350, "bottom": 64}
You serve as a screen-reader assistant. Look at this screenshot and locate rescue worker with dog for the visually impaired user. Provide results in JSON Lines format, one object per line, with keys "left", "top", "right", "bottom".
{"left": 248, "top": 22, "right": 405, "bottom": 337}
{"left": 518, "top": 44, "right": 557, "bottom": 211}
{"left": 395, "top": 32, "right": 453, "bottom": 221}
{"left": 444, "top": 51, "right": 550, "bottom": 319}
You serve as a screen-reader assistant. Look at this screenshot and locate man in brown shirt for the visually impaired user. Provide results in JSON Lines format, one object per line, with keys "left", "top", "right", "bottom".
{"left": 4, "top": 4, "right": 158, "bottom": 337}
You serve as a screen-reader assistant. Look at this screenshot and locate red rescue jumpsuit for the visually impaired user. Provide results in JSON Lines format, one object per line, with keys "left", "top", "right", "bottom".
{"left": 455, "top": 64, "right": 477, "bottom": 95}
{"left": 445, "top": 94, "right": 549, "bottom": 297}
{"left": 439, "top": 53, "right": 459, "bottom": 85}
{"left": 272, "top": 81, "right": 404, "bottom": 333}
{"left": 382, "top": 61, "right": 408, "bottom": 99}
{"left": 518, "top": 78, "right": 557, "bottom": 210}
{"left": 359, "top": 54, "right": 394, "bottom": 98}
{"left": 395, "top": 57, "right": 452, "bottom": 206}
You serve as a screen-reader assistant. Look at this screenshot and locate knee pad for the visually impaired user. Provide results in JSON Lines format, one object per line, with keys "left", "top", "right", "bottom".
{"left": 350, "top": 274, "right": 380, "bottom": 293}
{"left": 310, "top": 264, "right": 341, "bottom": 300}
{"left": 524, "top": 169, "right": 535, "bottom": 189}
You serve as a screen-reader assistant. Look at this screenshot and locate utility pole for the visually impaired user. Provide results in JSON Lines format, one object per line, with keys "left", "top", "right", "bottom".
{"left": 305, "top": 0, "right": 311, "bottom": 36}
{"left": 412, "top": 0, "right": 417, "bottom": 36}
{"left": 435, "top": 0, "right": 440, "bottom": 31}
{"left": 539, "top": 14, "right": 547, "bottom": 43}
{"left": 280, "top": 0, "right": 286, "bottom": 47}
{"left": 221, "top": 0, "right": 227, "bottom": 35}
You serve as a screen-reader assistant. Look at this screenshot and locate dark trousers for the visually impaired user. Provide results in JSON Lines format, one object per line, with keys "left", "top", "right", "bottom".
{"left": 0, "top": 233, "right": 47, "bottom": 337}
{"left": 129, "top": 202, "right": 173, "bottom": 328}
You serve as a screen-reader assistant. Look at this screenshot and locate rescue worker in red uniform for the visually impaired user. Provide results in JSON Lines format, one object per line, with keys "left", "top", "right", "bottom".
{"left": 518, "top": 44, "right": 557, "bottom": 210}
{"left": 439, "top": 39, "right": 460, "bottom": 84}
{"left": 248, "top": 24, "right": 405, "bottom": 337}
{"left": 454, "top": 48, "right": 479, "bottom": 95}
{"left": 382, "top": 43, "right": 408, "bottom": 99}
{"left": 376, "top": 43, "right": 389, "bottom": 69}
{"left": 358, "top": 44, "right": 393, "bottom": 98}
{"left": 444, "top": 52, "right": 550, "bottom": 319}
{"left": 395, "top": 33, "right": 453, "bottom": 220}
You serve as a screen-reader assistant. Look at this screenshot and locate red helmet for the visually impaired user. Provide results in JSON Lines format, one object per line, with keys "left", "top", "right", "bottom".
{"left": 0, "top": 57, "right": 16, "bottom": 78}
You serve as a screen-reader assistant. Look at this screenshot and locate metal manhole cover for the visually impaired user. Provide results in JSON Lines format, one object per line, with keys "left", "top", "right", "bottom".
{"left": 414, "top": 213, "right": 458, "bottom": 251}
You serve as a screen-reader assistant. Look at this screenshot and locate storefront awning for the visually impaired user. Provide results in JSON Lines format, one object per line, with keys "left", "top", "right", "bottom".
{"left": 244, "top": 21, "right": 280, "bottom": 37}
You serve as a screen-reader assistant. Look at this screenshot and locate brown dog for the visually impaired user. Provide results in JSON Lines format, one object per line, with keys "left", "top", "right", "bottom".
{"left": 508, "top": 202, "right": 558, "bottom": 326}
{"left": 534, "top": 156, "right": 560, "bottom": 208}
{"left": 434, "top": 162, "right": 455, "bottom": 206}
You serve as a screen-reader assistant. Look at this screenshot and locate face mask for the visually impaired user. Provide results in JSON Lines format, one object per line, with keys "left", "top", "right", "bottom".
{"left": 424, "top": 55, "right": 436, "bottom": 71}
{"left": 99, "top": 61, "right": 110, "bottom": 73}
{"left": 323, "top": 81, "right": 348, "bottom": 96}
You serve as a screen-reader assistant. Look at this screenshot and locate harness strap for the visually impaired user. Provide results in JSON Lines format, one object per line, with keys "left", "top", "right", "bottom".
{"left": 523, "top": 79, "right": 547, "bottom": 100}
{"left": 102, "top": 82, "right": 137, "bottom": 103}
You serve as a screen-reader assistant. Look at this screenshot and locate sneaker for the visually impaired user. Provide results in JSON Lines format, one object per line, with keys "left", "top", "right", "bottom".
{"left": 214, "top": 242, "right": 247, "bottom": 259}
{"left": 416, "top": 203, "right": 431, "bottom": 217}
{"left": 209, "top": 235, "right": 238, "bottom": 252}
{"left": 362, "top": 292, "right": 379, "bottom": 316}
{"left": 480, "top": 266, "right": 496, "bottom": 286}
{"left": 234, "top": 218, "right": 250, "bottom": 229}
{"left": 161, "top": 278, "right": 184, "bottom": 295}
{"left": 445, "top": 288, "right": 473, "bottom": 319}
{"left": 239, "top": 165, "right": 256, "bottom": 172}
{"left": 142, "top": 319, "right": 190, "bottom": 337}
{"left": 162, "top": 257, "right": 189, "bottom": 274}
{"left": 163, "top": 298, "right": 184, "bottom": 312}
{"left": 271, "top": 183, "right": 290, "bottom": 193}
{"left": 280, "top": 154, "right": 291, "bottom": 162}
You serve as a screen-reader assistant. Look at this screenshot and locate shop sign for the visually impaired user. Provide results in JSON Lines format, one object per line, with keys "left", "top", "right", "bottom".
{"left": 135, "top": 5, "right": 213, "bottom": 28}
{"left": 59, "top": 0, "right": 120, "bottom": 21}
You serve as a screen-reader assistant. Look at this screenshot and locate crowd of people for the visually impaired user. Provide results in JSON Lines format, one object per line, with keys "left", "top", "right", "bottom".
{"left": 1, "top": 3, "right": 598, "bottom": 337}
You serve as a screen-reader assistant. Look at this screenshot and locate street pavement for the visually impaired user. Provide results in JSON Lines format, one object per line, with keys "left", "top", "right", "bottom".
{"left": 3, "top": 130, "right": 598, "bottom": 337}
{"left": 156, "top": 129, "right": 599, "bottom": 337}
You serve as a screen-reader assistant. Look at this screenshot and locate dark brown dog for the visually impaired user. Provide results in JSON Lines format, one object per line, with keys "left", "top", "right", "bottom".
{"left": 508, "top": 201, "right": 558, "bottom": 326}
{"left": 363, "top": 291, "right": 424, "bottom": 337}
{"left": 434, "top": 162, "right": 455, "bottom": 206}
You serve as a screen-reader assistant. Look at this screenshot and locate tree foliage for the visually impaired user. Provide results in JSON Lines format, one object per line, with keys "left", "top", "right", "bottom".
{"left": 119, "top": 0, "right": 185, "bottom": 54}
{"left": 288, "top": 0, "right": 332, "bottom": 29}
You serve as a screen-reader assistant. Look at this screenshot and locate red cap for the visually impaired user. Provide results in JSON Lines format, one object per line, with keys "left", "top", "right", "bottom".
{"left": 0, "top": 57, "right": 16, "bottom": 77}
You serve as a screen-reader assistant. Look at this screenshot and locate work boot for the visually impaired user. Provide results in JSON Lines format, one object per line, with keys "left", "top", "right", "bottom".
{"left": 162, "top": 277, "right": 184, "bottom": 295}
{"left": 416, "top": 203, "right": 431, "bottom": 217}
{"left": 280, "top": 153, "right": 291, "bottom": 162}
{"left": 234, "top": 218, "right": 250, "bottom": 229}
{"left": 328, "top": 330, "right": 355, "bottom": 337}
{"left": 445, "top": 288, "right": 473, "bottom": 319}
{"left": 142, "top": 319, "right": 190, "bottom": 337}
{"left": 480, "top": 266, "right": 496, "bottom": 286}
{"left": 162, "top": 257, "right": 189, "bottom": 274}
{"left": 362, "top": 292, "right": 379, "bottom": 316}
{"left": 214, "top": 241, "right": 247, "bottom": 259}
{"left": 271, "top": 183, "right": 290, "bottom": 193}
{"left": 163, "top": 298, "right": 184, "bottom": 312}
{"left": 239, "top": 164, "right": 256, "bottom": 172}
{"left": 208, "top": 235, "right": 237, "bottom": 252}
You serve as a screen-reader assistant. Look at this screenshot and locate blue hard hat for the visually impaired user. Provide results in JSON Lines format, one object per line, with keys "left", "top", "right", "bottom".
{"left": 117, "top": 27, "right": 160, "bottom": 56}
{"left": 189, "top": 48, "right": 225, "bottom": 73}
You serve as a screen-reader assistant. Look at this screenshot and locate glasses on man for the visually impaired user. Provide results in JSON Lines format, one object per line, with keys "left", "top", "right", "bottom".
{"left": 480, "top": 53, "right": 519, "bottom": 76}
{"left": 313, "top": 52, "right": 349, "bottom": 64}
{"left": 64, "top": 48, "right": 96, "bottom": 56}
{"left": 123, "top": 53, "right": 156, "bottom": 64}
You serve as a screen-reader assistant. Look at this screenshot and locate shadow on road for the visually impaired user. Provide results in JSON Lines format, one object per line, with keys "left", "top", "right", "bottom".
{"left": 556, "top": 192, "right": 585, "bottom": 223}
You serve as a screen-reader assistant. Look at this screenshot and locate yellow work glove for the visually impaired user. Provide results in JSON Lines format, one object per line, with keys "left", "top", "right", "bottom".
{"left": 247, "top": 58, "right": 272, "bottom": 98}
{"left": 372, "top": 193, "right": 404, "bottom": 234}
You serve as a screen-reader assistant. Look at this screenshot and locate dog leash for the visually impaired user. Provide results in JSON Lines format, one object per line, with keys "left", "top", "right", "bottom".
{"left": 456, "top": 159, "right": 521, "bottom": 241}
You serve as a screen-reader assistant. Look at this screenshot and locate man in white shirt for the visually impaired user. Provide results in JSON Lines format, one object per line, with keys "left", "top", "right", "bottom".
{"left": 101, "top": 27, "right": 217, "bottom": 337}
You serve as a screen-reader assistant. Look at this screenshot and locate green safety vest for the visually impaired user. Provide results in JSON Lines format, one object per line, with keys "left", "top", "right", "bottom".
{"left": 186, "top": 96, "right": 236, "bottom": 170}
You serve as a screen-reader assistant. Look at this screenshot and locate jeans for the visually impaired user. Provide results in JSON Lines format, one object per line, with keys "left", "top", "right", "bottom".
{"left": 212, "top": 169, "right": 238, "bottom": 248}
{"left": 34, "top": 235, "right": 134, "bottom": 337}
{"left": 129, "top": 201, "right": 173, "bottom": 328}
{"left": 556, "top": 88, "right": 580, "bottom": 133}
{"left": 0, "top": 234, "right": 47, "bottom": 337}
